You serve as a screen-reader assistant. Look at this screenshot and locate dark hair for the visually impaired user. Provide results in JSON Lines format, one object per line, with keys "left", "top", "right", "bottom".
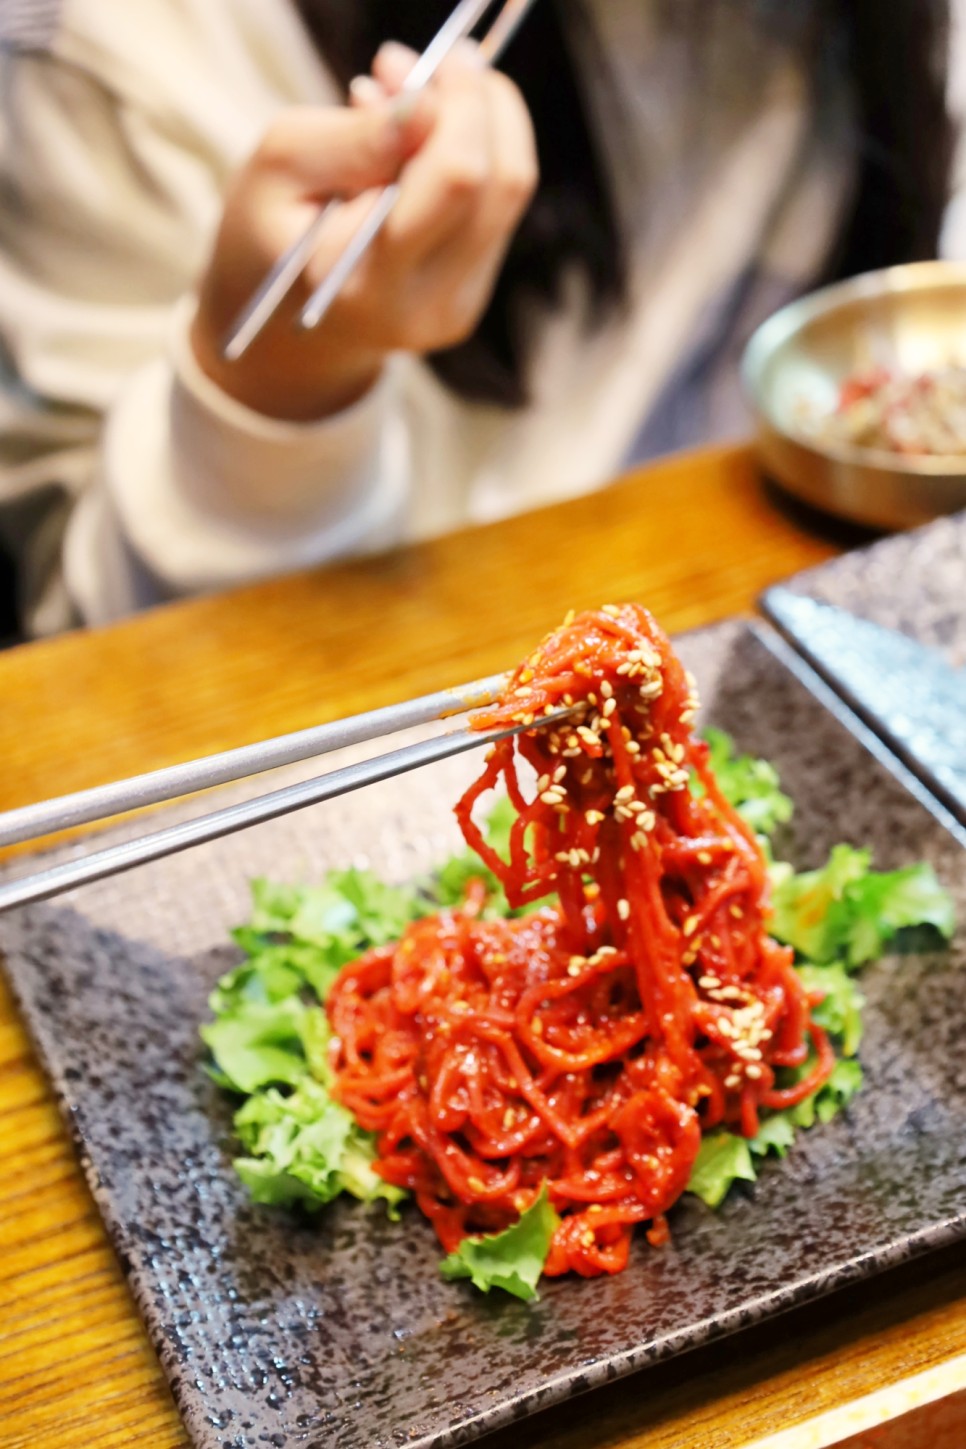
{"left": 295, "top": 0, "right": 953, "bottom": 405}
{"left": 827, "top": 0, "right": 954, "bottom": 278}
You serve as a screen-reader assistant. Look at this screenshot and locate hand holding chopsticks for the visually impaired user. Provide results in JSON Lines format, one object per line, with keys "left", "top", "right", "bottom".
{"left": 222, "top": 0, "right": 538, "bottom": 362}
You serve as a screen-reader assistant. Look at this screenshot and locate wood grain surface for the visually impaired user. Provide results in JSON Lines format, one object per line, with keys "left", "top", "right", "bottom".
{"left": 4, "top": 444, "right": 962, "bottom": 1449}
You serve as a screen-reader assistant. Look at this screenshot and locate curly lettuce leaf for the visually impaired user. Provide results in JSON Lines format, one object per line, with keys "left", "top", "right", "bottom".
{"left": 200, "top": 997, "right": 311, "bottom": 1093}
{"left": 233, "top": 1076, "right": 404, "bottom": 1215}
{"left": 796, "top": 962, "right": 866, "bottom": 1057}
{"left": 748, "top": 1113, "right": 797, "bottom": 1160}
{"left": 702, "top": 727, "right": 793, "bottom": 837}
{"left": 771, "top": 847, "right": 954, "bottom": 967}
{"left": 686, "top": 1132, "right": 757, "bottom": 1208}
{"left": 786, "top": 1058, "right": 864, "bottom": 1129}
{"left": 690, "top": 1059, "right": 865, "bottom": 1202}
{"left": 839, "top": 862, "right": 956, "bottom": 965}
{"left": 439, "top": 1184, "right": 559, "bottom": 1301}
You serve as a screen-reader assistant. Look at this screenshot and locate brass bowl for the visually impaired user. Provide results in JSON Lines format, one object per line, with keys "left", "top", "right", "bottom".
{"left": 742, "top": 260, "right": 966, "bottom": 529}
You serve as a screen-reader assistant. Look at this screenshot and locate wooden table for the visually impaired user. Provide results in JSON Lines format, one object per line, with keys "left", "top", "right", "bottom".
{"left": 2, "top": 443, "right": 964, "bottom": 1449}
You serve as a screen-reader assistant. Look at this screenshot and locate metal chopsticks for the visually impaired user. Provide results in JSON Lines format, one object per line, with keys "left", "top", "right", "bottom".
{"left": 223, "top": 0, "right": 537, "bottom": 360}
{"left": 0, "top": 688, "right": 578, "bottom": 914}
{"left": 0, "top": 674, "right": 507, "bottom": 849}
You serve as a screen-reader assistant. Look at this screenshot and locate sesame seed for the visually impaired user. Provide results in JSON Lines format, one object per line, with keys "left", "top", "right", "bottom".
{"left": 746, "top": 1065, "right": 763, "bottom": 1080}
{"left": 602, "top": 604, "right": 621, "bottom": 618}
{"left": 553, "top": 765, "right": 567, "bottom": 783}
{"left": 503, "top": 1109, "right": 515, "bottom": 1128}
{"left": 730, "top": 905, "right": 743, "bottom": 919}
{"left": 585, "top": 809, "right": 605, "bottom": 825}
{"left": 563, "top": 609, "right": 576, "bottom": 626}
{"left": 603, "top": 698, "right": 617, "bottom": 718}
{"left": 683, "top": 915, "right": 699, "bottom": 938}
{"left": 697, "top": 851, "right": 713, "bottom": 865}
{"left": 617, "top": 899, "right": 630, "bottom": 921}
{"left": 469, "top": 1176, "right": 485, "bottom": 1193}
{"left": 615, "top": 784, "right": 634, "bottom": 801}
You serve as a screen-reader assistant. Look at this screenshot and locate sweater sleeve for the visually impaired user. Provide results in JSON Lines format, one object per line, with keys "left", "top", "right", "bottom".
{"left": 0, "top": 27, "right": 411, "bottom": 632}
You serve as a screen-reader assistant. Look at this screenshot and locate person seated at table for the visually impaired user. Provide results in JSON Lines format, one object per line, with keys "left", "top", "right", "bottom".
{"left": 0, "top": 0, "right": 960, "bottom": 635}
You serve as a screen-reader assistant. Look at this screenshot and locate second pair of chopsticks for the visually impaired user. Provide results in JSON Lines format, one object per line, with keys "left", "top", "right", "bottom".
{"left": 0, "top": 676, "right": 578, "bottom": 914}
{"left": 224, "top": 0, "right": 537, "bottom": 360}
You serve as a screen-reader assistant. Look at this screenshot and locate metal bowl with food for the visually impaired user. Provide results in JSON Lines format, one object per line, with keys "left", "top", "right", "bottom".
{"left": 742, "top": 260, "right": 966, "bottom": 529}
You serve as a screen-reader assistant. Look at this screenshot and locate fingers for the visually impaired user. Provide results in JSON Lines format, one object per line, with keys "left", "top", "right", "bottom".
{"left": 251, "top": 96, "right": 431, "bottom": 199}
{"left": 374, "top": 61, "right": 539, "bottom": 350}
{"left": 348, "top": 74, "right": 387, "bottom": 109}
{"left": 419, "top": 71, "right": 539, "bottom": 342}
{"left": 371, "top": 40, "right": 419, "bottom": 96}
{"left": 381, "top": 45, "right": 493, "bottom": 264}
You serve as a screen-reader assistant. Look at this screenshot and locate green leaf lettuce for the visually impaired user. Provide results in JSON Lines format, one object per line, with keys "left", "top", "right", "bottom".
{"left": 701, "top": 727, "right": 794, "bottom": 837}
{"left": 439, "top": 1184, "right": 559, "bottom": 1301}
{"left": 686, "top": 1132, "right": 757, "bottom": 1208}
{"left": 771, "top": 847, "right": 954, "bottom": 967}
{"left": 233, "top": 1076, "right": 405, "bottom": 1215}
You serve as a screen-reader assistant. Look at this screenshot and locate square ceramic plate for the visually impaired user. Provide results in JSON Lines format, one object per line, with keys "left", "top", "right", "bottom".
{"left": 761, "top": 512, "right": 966, "bottom": 822}
{"left": 764, "top": 511, "right": 966, "bottom": 662}
{"left": 2, "top": 621, "right": 965, "bottom": 1449}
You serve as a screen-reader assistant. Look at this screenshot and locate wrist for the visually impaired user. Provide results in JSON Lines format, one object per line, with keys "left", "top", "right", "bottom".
{"left": 189, "top": 305, "right": 384, "bottom": 423}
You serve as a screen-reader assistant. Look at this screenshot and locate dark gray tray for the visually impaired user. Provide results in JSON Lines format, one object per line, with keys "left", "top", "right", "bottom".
{"left": 762, "top": 511, "right": 966, "bottom": 823}
{"left": 764, "top": 510, "right": 966, "bottom": 663}
{"left": 2, "top": 621, "right": 964, "bottom": 1449}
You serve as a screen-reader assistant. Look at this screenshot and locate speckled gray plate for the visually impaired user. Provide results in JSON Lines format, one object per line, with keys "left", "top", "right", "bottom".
{"left": 762, "top": 512, "right": 966, "bottom": 822}
{"left": 764, "top": 510, "right": 966, "bottom": 662}
{"left": 2, "top": 622, "right": 965, "bottom": 1449}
